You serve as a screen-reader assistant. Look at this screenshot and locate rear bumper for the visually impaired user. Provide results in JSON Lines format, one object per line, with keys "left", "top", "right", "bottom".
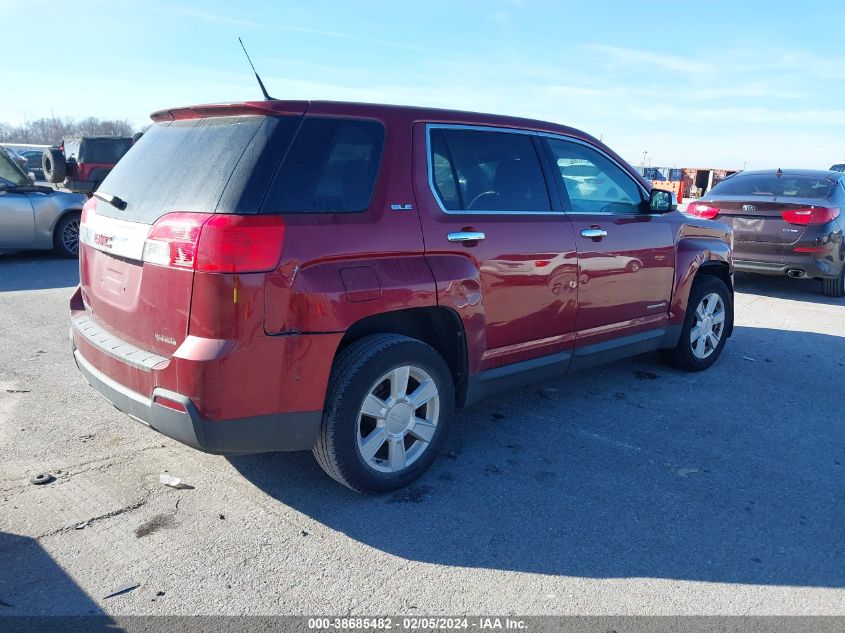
{"left": 72, "top": 343, "right": 322, "bottom": 455}
{"left": 734, "top": 255, "right": 840, "bottom": 279}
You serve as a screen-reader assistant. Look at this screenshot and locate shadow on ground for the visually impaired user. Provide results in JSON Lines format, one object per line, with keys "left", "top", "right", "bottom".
{"left": 0, "top": 253, "right": 79, "bottom": 292}
{"left": 735, "top": 272, "right": 845, "bottom": 305}
{"left": 230, "top": 326, "right": 845, "bottom": 588}
{"left": 0, "top": 532, "right": 113, "bottom": 626}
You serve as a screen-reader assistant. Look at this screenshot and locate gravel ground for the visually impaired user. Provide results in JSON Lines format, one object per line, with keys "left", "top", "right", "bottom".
{"left": 0, "top": 252, "right": 843, "bottom": 616}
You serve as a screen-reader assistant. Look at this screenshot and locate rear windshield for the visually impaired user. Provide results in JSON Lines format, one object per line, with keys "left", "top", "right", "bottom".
{"left": 81, "top": 138, "right": 133, "bottom": 164}
{"left": 97, "top": 116, "right": 299, "bottom": 222}
{"left": 710, "top": 174, "right": 836, "bottom": 199}
{"left": 97, "top": 115, "right": 384, "bottom": 223}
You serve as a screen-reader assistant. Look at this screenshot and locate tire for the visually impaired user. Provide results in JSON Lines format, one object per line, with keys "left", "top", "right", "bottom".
{"left": 822, "top": 268, "right": 845, "bottom": 298}
{"left": 313, "top": 334, "right": 454, "bottom": 494}
{"left": 42, "top": 148, "right": 66, "bottom": 184}
{"left": 53, "top": 212, "right": 81, "bottom": 258}
{"left": 661, "top": 275, "right": 732, "bottom": 372}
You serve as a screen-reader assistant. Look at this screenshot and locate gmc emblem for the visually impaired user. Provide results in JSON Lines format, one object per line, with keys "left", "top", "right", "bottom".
{"left": 94, "top": 233, "right": 114, "bottom": 249}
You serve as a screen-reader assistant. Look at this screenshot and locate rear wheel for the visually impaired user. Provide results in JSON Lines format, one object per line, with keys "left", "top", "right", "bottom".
{"left": 53, "top": 212, "right": 81, "bottom": 258}
{"left": 313, "top": 334, "right": 454, "bottom": 494}
{"left": 661, "top": 276, "right": 732, "bottom": 371}
{"left": 822, "top": 268, "right": 845, "bottom": 298}
{"left": 42, "top": 148, "right": 66, "bottom": 183}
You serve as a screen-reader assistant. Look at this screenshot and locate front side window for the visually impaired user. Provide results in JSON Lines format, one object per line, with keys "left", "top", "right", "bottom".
{"left": 545, "top": 138, "right": 643, "bottom": 214}
{"left": 263, "top": 117, "right": 384, "bottom": 213}
{"left": 429, "top": 128, "right": 551, "bottom": 212}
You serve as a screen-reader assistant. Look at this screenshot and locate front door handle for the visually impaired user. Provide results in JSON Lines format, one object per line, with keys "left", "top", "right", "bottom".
{"left": 448, "top": 231, "right": 486, "bottom": 242}
{"left": 580, "top": 228, "right": 608, "bottom": 239}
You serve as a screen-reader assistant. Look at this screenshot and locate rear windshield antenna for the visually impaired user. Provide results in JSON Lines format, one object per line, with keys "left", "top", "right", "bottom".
{"left": 238, "top": 37, "right": 274, "bottom": 101}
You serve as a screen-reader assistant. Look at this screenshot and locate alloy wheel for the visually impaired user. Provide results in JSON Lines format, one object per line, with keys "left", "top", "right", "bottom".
{"left": 356, "top": 365, "right": 440, "bottom": 473}
{"left": 690, "top": 292, "right": 726, "bottom": 359}
{"left": 62, "top": 217, "right": 80, "bottom": 255}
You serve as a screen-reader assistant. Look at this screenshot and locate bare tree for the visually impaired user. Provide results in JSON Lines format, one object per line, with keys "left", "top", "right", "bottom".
{"left": 0, "top": 117, "right": 136, "bottom": 145}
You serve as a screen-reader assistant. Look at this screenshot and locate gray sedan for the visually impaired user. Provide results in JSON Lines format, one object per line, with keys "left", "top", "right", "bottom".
{"left": 0, "top": 147, "right": 86, "bottom": 257}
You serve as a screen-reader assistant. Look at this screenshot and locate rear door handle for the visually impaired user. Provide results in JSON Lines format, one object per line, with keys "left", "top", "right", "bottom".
{"left": 448, "top": 231, "right": 486, "bottom": 242}
{"left": 580, "top": 229, "right": 607, "bottom": 239}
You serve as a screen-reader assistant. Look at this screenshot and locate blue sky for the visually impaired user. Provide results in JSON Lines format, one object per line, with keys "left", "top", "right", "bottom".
{"left": 5, "top": 0, "right": 845, "bottom": 169}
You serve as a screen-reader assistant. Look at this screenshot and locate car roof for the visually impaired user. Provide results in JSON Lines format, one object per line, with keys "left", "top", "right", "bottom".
{"left": 731, "top": 168, "right": 843, "bottom": 180}
{"left": 148, "top": 98, "right": 645, "bottom": 186}
{"left": 64, "top": 136, "right": 132, "bottom": 141}
{"left": 151, "top": 99, "right": 595, "bottom": 143}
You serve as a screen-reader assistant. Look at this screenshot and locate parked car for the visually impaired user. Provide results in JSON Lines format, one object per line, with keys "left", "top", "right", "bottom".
{"left": 1, "top": 146, "right": 28, "bottom": 171}
{"left": 687, "top": 169, "right": 844, "bottom": 297}
{"left": 19, "top": 149, "right": 46, "bottom": 181}
{"left": 42, "top": 136, "right": 133, "bottom": 194}
{"left": 70, "top": 100, "right": 734, "bottom": 493}
{"left": 0, "top": 146, "right": 87, "bottom": 257}
{"left": 830, "top": 164, "right": 845, "bottom": 173}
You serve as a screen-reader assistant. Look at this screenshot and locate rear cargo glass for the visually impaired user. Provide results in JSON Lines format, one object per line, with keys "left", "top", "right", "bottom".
{"left": 262, "top": 118, "right": 385, "bottom": 213}
{"left": 710, "top": 174, "right": 835, "bottom": 199}
{"left": 97, "top": 115, "right": 299, "bottom": 223}
{"left": 81, "top": 138, "right": 133, "bottom": 164}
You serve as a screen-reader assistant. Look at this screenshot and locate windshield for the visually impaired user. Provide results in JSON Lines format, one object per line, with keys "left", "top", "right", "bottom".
{"left": 709, "top": 173, "right": 836, "bottom": 199}
{"left": 0, "top": 149, "right": 29, "bottom": 187}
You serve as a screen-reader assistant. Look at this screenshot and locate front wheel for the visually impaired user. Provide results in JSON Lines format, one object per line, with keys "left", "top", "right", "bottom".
{"left": 661, "top": 276, "right": 732, "bottom": 371}
{"left": 313, "top": 334, "right": 454, "bottom": 494}
{"left": 53, "top": 212, "right": 81, "bottom": 258}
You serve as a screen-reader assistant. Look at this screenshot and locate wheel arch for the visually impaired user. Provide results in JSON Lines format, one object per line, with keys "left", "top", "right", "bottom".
{"left": 335, "top": 306, "right": 469, "bottom": 407}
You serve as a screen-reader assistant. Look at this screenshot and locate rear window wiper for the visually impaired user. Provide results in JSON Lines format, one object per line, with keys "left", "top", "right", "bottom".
{"left": 94, "top": 190, "right": 128, "bottom": 210}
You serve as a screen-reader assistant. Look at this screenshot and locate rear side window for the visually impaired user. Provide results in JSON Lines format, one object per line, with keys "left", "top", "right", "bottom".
{"left": 710, "top": 174, "right": 836, "bottom": 198}
{"left": 429, "top": 128, "right": 551, "bottom": 212}
{"left": 262, "top": 118, "right": 385, "bottom": 213}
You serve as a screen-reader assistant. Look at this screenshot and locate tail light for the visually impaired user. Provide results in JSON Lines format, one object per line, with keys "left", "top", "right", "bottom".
{"left": 686, "top": 202, "right": 720, "bottom": 219}
{"left": 781, "top": 207, "right": 840, "bottom": 225}
{"left": 81, "top": 197, "right": 96, "bottom": 225}
{"left": 142, "top": 213, "right": 286, "bottom": 273}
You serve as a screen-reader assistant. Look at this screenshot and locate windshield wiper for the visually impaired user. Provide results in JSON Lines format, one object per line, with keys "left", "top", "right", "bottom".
{"left": 94, "top": 190, "right": 128, "bottom": 210}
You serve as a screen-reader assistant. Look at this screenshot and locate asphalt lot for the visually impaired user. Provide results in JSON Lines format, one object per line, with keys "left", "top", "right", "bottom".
{"left": 0, "top": 252, "right": 843, "bottom": 616}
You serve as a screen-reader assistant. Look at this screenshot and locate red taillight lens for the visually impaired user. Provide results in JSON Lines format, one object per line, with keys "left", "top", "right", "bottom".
{"left": 143, "top": 213, "right": 285, "bottom": 273}
{"left": 143, "top": 212, "right": 210, "bottom": 269}
{"left": 687, "top": 202, "right": 720, "bottom": 219}
{"left": 781, "top": 207, "right": 840, "bottom": 225}
{"left": 195, "top": 214, "right": 286, "bottom": 273}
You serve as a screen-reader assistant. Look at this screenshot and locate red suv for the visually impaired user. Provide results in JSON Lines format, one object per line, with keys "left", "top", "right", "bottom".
{"left": 70, "top": 100, "right": 734, "bottom": 493}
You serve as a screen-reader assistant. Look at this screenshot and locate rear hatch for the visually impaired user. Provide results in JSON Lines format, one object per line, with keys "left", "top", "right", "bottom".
{"left": 78, "top": 106, "right": 304, "bottom": 357}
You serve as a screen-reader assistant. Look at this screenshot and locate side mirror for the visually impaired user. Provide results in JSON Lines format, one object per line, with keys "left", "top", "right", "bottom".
{"left": 649, "top": 188, "right": 678, "bottom": 213}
